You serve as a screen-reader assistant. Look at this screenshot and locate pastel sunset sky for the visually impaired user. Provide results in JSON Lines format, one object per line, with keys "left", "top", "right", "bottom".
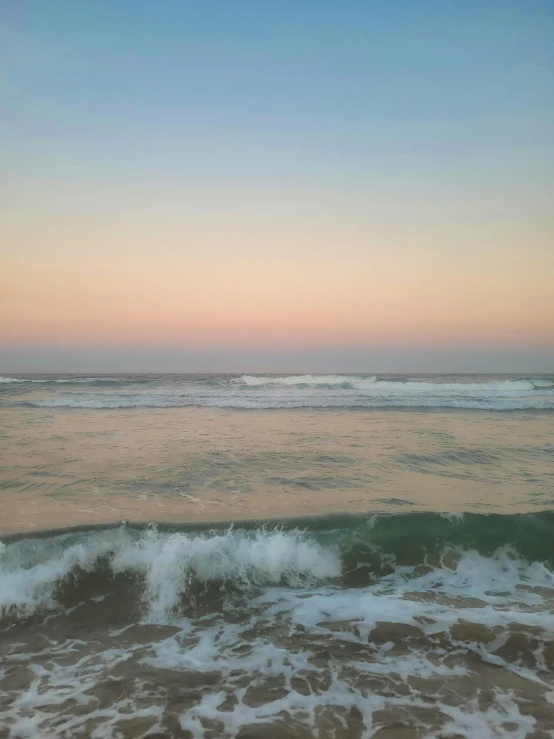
{"left": 2, "top": 0, "right": 553, "bottom": 372}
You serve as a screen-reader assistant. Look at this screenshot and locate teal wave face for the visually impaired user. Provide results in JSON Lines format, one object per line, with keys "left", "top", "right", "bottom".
{"left": 4, "top": 510, "right": 554, "bottom": 558}
{"left": 1, "top": 511, "right": 553, "bottom": 622}
{"left": 328, "top": 511, "right": 554, "bottom": 584}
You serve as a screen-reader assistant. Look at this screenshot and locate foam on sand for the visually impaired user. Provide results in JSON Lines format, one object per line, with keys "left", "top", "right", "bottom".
{"left": 1, "top": 521, "right": 553, "bottom": 737}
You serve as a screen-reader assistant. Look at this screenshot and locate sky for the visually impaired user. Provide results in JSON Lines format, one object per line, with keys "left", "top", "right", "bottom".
{"left": 1, "top": 0, "right": 553, "bottom": 372}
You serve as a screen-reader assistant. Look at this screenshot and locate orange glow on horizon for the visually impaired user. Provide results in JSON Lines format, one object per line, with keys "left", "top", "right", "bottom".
{"left": 2, "top": 253, "right": 553, "bottom": 350}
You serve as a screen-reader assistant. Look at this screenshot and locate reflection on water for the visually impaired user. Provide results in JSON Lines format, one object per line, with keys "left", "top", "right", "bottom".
{"left": 0, "top": 406, "right": 553, "bottom": 534}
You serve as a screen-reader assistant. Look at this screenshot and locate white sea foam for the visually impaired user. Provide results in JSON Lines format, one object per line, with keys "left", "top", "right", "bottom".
{"left": 17, "top": 375, "right": 554, "bottom": 410}
{"left": 1, "top": 640, "right": 165, "bottom": 738}
{"left": 0, "top": 533, "right": 124, "bottom": 618}
{"left": 170, "top": 644, "right": 539, "bottom": 739}
{"left": 2, "top": 622, "right": 542, "bottom": 738}
{"left": 272, "top": 549, "right": 554, "bottom": 637}
{"left": 2, "top": 530, "right": 553, "bottom": 738}
{"left": 26, "top": 393, "right": 554, "bottom": 412}
{"left": 150, "top": 546, "right": 554, "bottom": 738}
{"left": 233, "top": 374, "right": 375, "bottom": 386}
{"left": 2, "top": 531, "right": 553, "bottom": 629}
{"left": 112, "top": 529, "right": 341, "bottom": 622}
{"left": 0, "top": 529, "right": 340, "bottom": 621}
{"left": 236, "top": 375, "right": 544, "bottom": 394}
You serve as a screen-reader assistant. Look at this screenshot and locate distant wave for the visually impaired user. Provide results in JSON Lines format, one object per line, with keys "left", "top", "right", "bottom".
{"left": 17, "top": 375, "right": 553, "bottom": 410}
{"left": 530, "top": 378, "right": 554, "bottom": 388}
{"left": 234, "top": 375, "right": 553, "bottom": 391}
{"left": 232, "top": 374, "right": 376, "bottom": 387}
{"left": 0, "top": 376, "right": 131, "bottom": 384}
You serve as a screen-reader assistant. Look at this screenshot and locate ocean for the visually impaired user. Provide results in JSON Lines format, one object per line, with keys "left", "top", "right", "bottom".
{"left": 0, "top": 373, "right": 553, "bottom": 738}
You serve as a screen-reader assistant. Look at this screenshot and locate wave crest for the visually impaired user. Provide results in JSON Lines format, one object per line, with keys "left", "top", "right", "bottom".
{"left": 233, "top": 374, "right": 376, "bottom": 387}
{"left": 0, "top": 528, "right": 340, "bottom": 623}
{"left": 2, "top": 512, "right": 553, "bottom": 622}
{"left": 4, "top": 374, "right": 553, "bottom": 410}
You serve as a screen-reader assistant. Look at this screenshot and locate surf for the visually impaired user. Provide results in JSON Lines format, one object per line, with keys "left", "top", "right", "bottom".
{"left": 2, "top": 512, "right": 553, "bottom": 623}
{"left": 1, "top": 514, "right": 553, "bottom": 738}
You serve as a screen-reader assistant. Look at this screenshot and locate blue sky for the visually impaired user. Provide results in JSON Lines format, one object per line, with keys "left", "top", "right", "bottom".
{"left": 1, "top": 0, "right": 553, "bottom": 371}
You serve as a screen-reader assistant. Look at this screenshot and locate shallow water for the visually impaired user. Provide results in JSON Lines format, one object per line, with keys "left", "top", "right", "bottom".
{"left": 1, "top": 373, "right": 553, "bottom": 738}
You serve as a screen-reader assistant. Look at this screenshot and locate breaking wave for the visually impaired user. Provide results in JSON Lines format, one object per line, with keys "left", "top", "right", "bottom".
{"left": 234, "top": 375, "right": 553, "bottom": 391}
{"left": 0, "top": 527, "right": 339, "bottom": 622}
{"left": 2, "top": 513, "right": 554, "bottom": 738}
{"left": 232, "top": 374, "right": 375, "bottom": 387}
{"left": 2, "top": 512, "right": 553, "bottom": 623}
{"left": 20, "top": 376, "right": 554, "bottom": 410}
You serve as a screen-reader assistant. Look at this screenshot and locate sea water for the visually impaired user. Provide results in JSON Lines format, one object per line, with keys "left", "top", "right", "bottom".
{"left": 0, "top": 373, "right": 553, "bottom": 738}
